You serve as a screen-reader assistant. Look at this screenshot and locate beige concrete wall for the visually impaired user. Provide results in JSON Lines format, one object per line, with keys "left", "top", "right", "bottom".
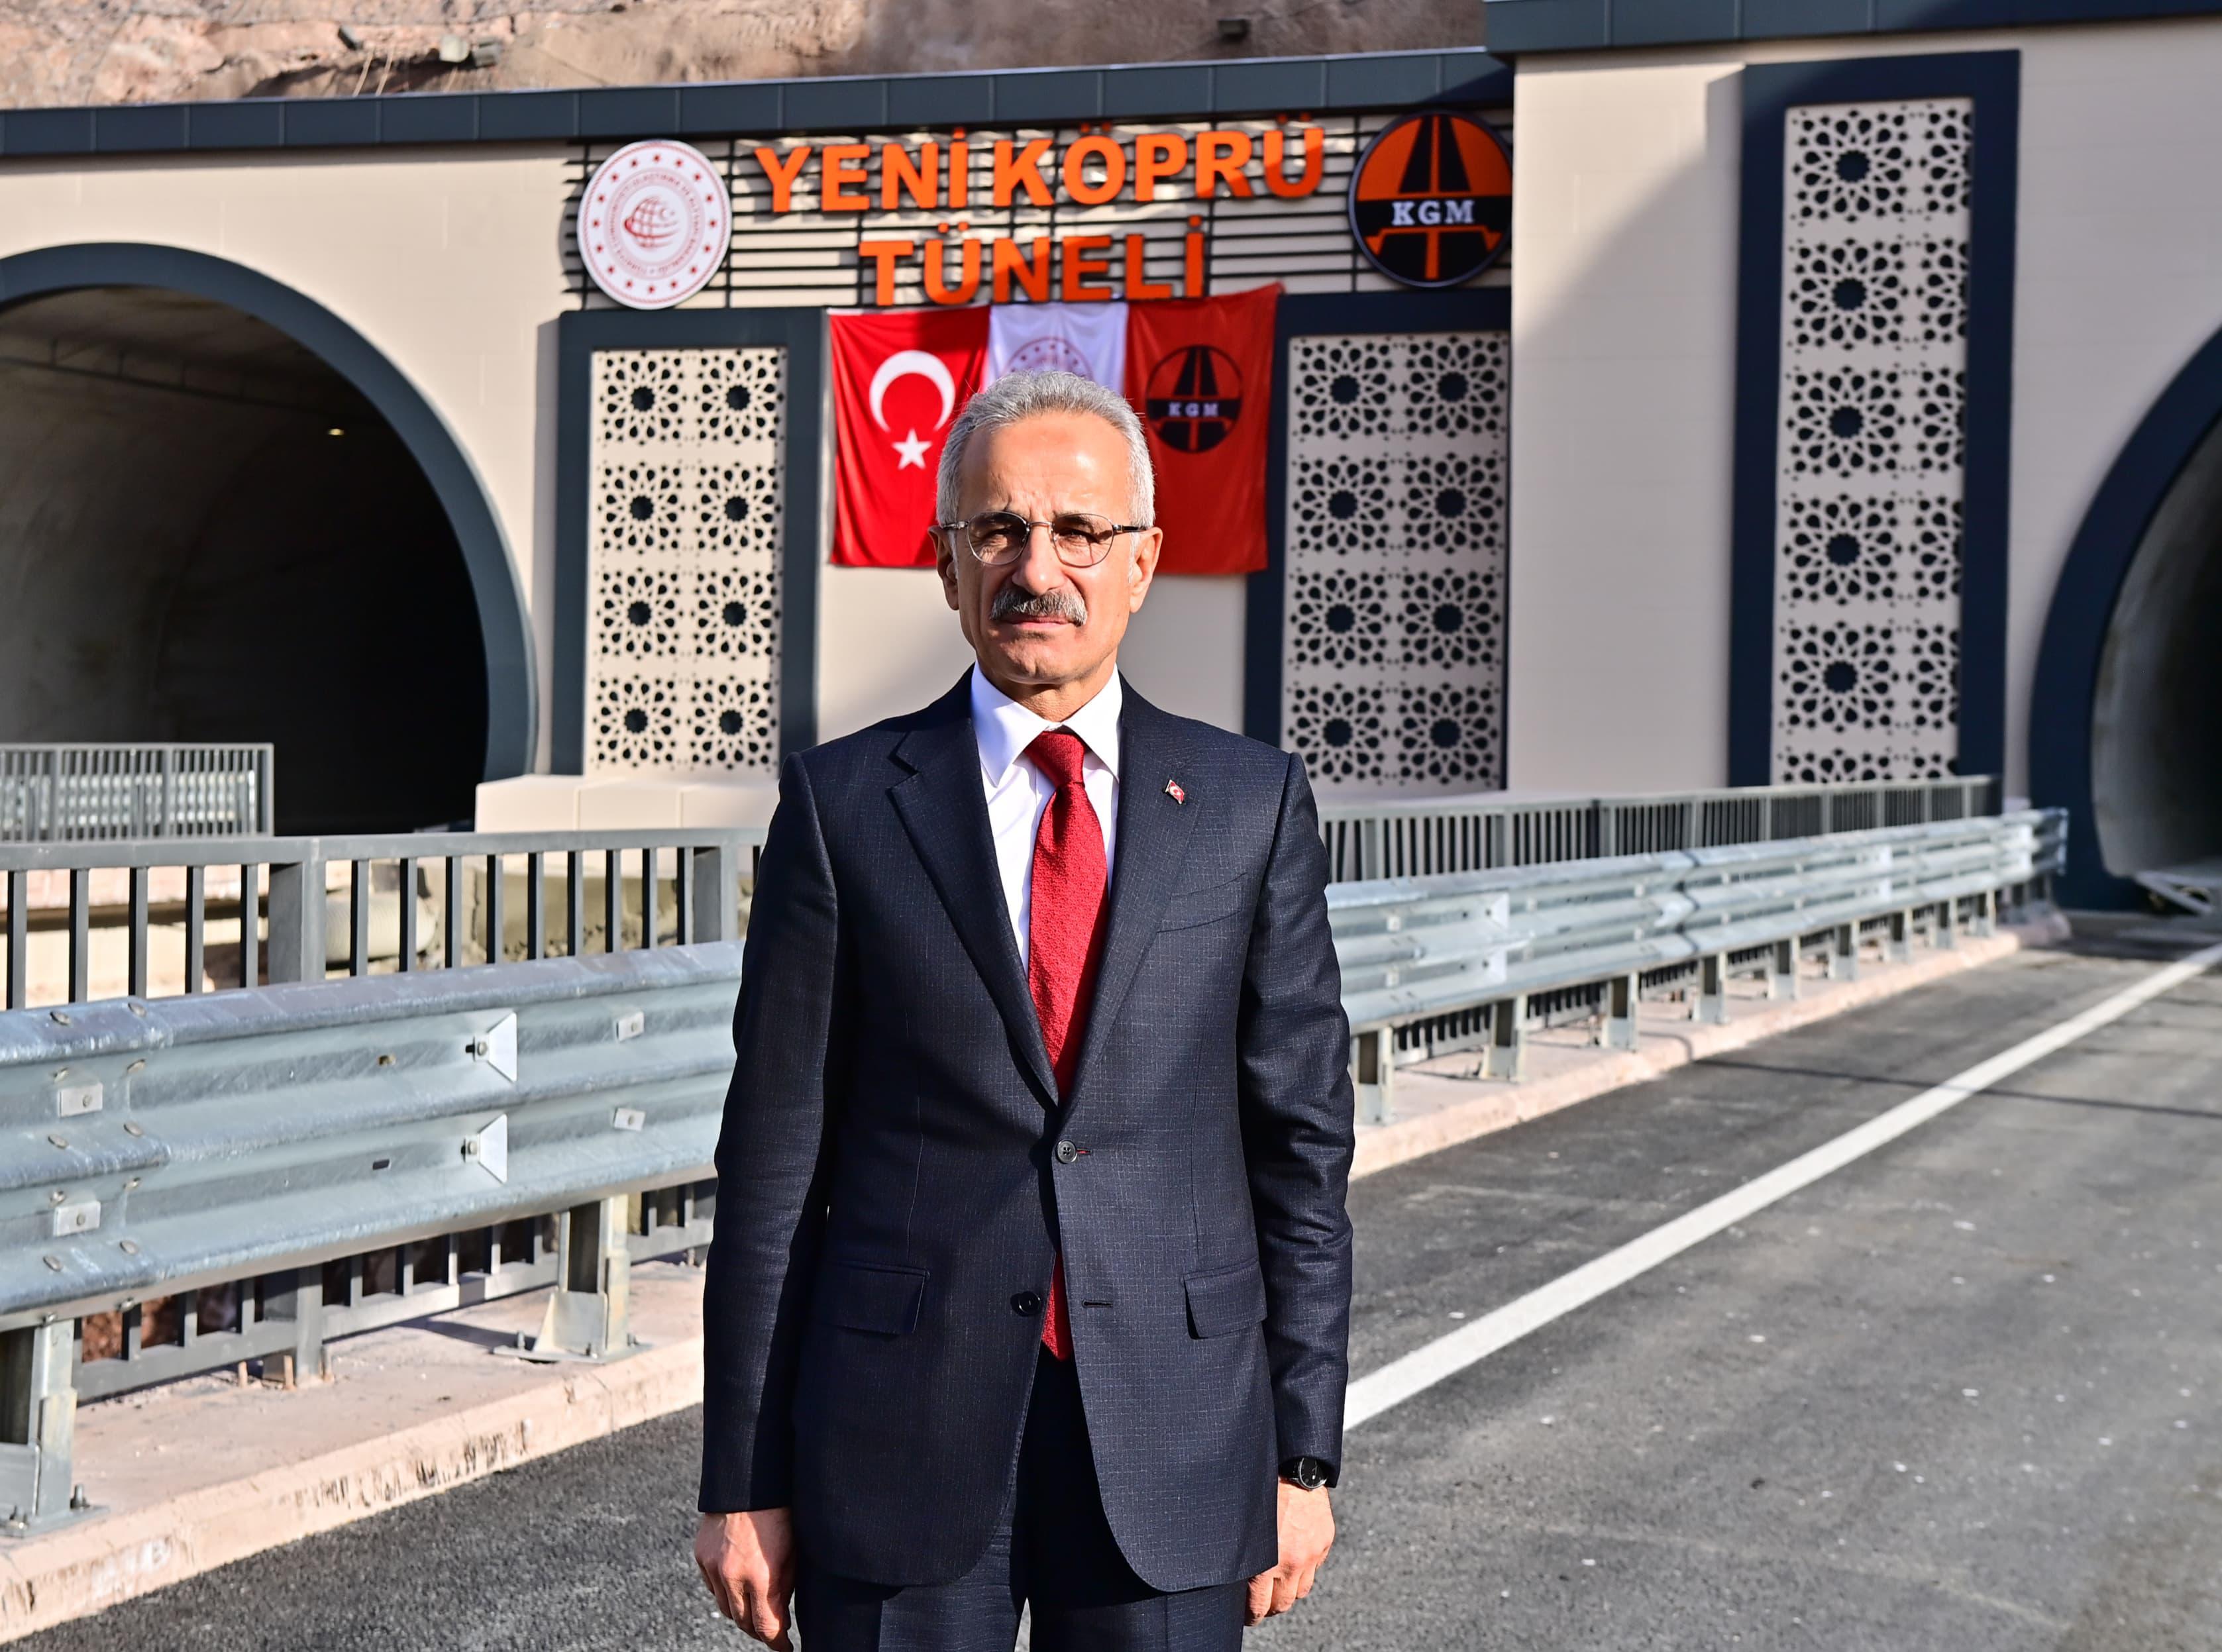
{"left": 1505, "top": 56, "right": 1744, "bottom": 794}
{"left": 0, "top": 142, "right": 572, "bottom": 770}
{"left": 1508, "top": 19, "right": 2222, "bottom": 802}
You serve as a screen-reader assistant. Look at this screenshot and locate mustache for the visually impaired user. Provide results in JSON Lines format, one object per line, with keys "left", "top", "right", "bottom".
{"left": 991, "top": 585, "right": 1088, "bottom": 624}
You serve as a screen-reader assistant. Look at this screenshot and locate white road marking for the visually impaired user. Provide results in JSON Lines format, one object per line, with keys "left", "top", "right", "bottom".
{"left": 1343, "top": 939, "right": 2222, "bottom": 1432}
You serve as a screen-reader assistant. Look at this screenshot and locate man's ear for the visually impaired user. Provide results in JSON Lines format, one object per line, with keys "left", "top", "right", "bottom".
{"left": 1126, "top": 526, "right": 1163, "bottom": 615}
{"left": 935, "top": 532, "right": 961, "bottom": 612}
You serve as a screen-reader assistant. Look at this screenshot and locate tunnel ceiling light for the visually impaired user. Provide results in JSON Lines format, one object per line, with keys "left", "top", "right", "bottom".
{"left": 327, "top": 427, "right": 344, "bottom": 437}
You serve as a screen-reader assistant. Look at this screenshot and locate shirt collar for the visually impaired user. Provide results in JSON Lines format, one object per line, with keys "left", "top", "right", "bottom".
{"left": 970, "top": 664, "right": 1124, "bottom": 786}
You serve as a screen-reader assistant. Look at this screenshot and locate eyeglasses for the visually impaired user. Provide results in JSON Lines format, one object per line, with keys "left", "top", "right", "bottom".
{"left": 935, "top": 511, "right": 1149, "bottom": 568}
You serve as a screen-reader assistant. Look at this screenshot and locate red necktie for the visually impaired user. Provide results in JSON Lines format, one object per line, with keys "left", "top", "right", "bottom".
{"left": 1026, "top": 729, "right": 1108, "bottom": 1362}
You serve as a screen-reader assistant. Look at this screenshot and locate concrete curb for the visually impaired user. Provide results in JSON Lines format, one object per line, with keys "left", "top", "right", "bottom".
{"left": 0, "top": 921, "right": 2058, "bottom": 1640}
{"left": 0, "top": 1335, "right": 712, "bottom": 1641}
{"left": 1349, "top": 924, "right": 2050, "bottom": 1181}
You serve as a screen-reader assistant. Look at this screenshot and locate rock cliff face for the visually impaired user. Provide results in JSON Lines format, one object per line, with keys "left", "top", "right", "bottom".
{"left": 2, "top": 0, "right": 1478, "bottom": 110}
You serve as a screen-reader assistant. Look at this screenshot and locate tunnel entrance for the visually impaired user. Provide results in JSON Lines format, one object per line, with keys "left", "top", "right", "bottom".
{"left": 2090, "top": 407, "right": 2222, "bottom": 909}
{"left": 0, "top": 285, "right": 489, "bottom": 834}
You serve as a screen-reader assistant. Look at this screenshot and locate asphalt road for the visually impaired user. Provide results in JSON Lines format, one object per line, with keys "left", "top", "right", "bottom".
{"left": 26, "top": 919, "right": 2222, "bottom": 1651}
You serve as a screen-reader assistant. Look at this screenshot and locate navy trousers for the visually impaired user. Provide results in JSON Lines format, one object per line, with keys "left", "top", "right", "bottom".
{"left": 796, "top": 1351, "right": 1249, "bottom": 1651}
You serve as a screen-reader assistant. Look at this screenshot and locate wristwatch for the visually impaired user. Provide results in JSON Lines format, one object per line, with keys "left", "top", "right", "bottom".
{"left": 1279, "top": 1455, "right": 1334, "bottom": 1491}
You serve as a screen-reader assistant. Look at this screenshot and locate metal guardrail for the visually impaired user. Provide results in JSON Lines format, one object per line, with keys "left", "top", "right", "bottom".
{"left": 1316, "top": 775, "right": 2001, "bottom": 883}
{"left": 1332, "top": 809, "right": 2063, "bottom": 1121}
{"left": 0, "top": 943, "right": 743, "bottom": 1527}
{"left": 0, "top": 805, "right": 2060, "bottom": 1530}
{"left": 0, "top": 827, "right": 763, "bottom": 1011}
{"left": 0, "top": 745, "right": 273, "bottom": 843}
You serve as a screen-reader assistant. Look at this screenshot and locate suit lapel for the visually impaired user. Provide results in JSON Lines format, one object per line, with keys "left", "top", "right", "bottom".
{"left": 1067, "top": 688, "right": 1199, "bottom": 1112}
{"left": 888, "top": 679, "right": 1060, "bottom": 1106}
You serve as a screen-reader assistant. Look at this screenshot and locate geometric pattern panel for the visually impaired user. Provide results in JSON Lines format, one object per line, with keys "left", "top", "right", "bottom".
{"left": 586, "top": 347, "right": 785, "bottom": 776}
{"left": 1281, "top": 330, "right": 1508, "bottom": 792}
{"left": 1772, "top": 99, "right": 1971, "bottom": 784}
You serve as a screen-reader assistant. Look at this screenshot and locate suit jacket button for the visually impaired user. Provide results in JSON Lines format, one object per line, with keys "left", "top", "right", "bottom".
{"left": 1054, "top": 1140, "right": 1079, "bottom": 1164}
{"left": 1012, "top": 1291, "right": 1043, "bottom": 1316}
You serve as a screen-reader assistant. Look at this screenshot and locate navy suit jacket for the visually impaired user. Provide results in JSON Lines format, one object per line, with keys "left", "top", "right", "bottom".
{"left": 697, "top": 674, "right": 1355, "bottom": 1594}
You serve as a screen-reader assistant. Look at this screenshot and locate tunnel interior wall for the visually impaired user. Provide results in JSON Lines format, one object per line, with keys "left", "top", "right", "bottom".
{"left": 2090, "top": 410, "right": 2222, "bottom": 877}
{"left": 0, "top": 333, "right": 488, "bottom": 833}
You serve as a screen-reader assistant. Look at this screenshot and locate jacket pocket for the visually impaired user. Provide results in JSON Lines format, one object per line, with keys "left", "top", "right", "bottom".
{"left": 1158, "top": 875, "right": 1252, "bottom": 933}
{"left": 1184, "top": 1260, "right": 1268, "bottom": 1338}
{"left": 814, "top": 1261, "right": 929, "bottom": 1335}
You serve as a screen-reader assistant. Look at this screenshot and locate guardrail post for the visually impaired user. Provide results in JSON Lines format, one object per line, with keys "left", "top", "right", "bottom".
{"left": 268, "top": 857, "right": 329, "bottom": 984}
{"left": 1769, "top": 937, "right": 1801, "bottom": 1000}
{"left": 690, "top": 844, "right": 740, "bottom": 942}
{"left": 1601, "top": 973, "right": 1642, "bottom": 1051}
{"left": 0, "top": 1320, "right": 80, "bottom": 1529}
{"left": 262, "top": 1268, "right": 327, "bottom": 1388}
{"left": 1971, "top": 888, "right": 1997, "bottom": 938}
{"left": 1887, "top": 909, "right": 1915, "bottom": 963}
{"left": 1694, "top": 953, "right": 1730, "bottom": 1024}
{"left": 1935, "top": 900, "right": 1960, "bottom": 951}
{"left": 1484, "top": 995, "right": 1526, "bottom": 1081}
{"left": 1351, "top": 1029, "right": 1395, "bottom": 1125}
{"left": 1829, "top": 923, "right": 1860, "bottom": 982}
{"left": 511, "top": 1196, "right": 635, "bottom": 1363}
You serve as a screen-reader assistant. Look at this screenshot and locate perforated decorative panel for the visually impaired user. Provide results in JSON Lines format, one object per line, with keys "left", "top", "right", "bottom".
{"left": 1771, "top": 99, "right": 1971, "bottom": 783}
{"left": 1281, "top": 331, "right": 1507, "bottom": 792}
{"left": 586, "top": 347, "right": 784, "bottom": 776}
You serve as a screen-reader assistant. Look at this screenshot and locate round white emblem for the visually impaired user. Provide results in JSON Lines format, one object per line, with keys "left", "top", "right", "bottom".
{"left": 579, "top": 140, "right": 731, "bottom": 310}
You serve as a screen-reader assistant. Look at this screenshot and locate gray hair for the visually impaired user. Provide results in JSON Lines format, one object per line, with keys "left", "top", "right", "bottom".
{"left": 935, "top": 369, "right": 1155, "bottom": 527}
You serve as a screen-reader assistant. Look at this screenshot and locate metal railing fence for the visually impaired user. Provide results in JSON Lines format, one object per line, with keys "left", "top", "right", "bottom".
{"left": 0, "top": 943, "right": 743, "bottom": 1526}
{"left": 0, "top": 803, "right": 2059, "bottom": 1529}
{"left": 1315, "top": 774, "right": 2000, "bottom": 883}
{"left": 1334, "top": 809, "right": 2062, "bottom": 1121}
{"left": 0, "top": 745, "right": 273, "bottom": 843}
{"left": 0, "top": 826, "right": 765, "bottom": 1012}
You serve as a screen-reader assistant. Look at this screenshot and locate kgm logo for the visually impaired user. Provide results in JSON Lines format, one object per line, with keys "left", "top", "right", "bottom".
{"left": 1348, "top": 111, "right": 1512, "bottom": 288}
{"left": 1143, "top": 345, "right": 1245, "bottom": 454}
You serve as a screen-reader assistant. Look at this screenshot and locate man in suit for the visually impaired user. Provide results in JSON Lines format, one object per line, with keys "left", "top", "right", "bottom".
{"left": 694, "top": 368, "right": 1355, "bottom": 1651}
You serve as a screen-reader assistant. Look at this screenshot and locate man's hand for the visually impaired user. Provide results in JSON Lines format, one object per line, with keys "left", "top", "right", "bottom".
{"left": 695, "top": 1508, "right": 797, "bottom": 1648}
{"left": 1246, "top": 1481, "right": 1335, "bottom": 1625}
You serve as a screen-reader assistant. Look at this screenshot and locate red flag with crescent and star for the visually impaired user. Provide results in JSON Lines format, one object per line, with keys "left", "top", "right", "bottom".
{"left": 829, "top": 307, "right": 989, "bottom": 568}
{"left": 1122, "top": 284, "right": 1279, "bottom": 576}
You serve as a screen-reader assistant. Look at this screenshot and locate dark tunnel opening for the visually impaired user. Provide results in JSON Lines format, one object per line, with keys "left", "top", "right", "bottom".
{"left": 2091, "top": 404, "right": 2222, "bottom": 885}
{"left": 0, "top": 286, "right": 489, "bottom": 834}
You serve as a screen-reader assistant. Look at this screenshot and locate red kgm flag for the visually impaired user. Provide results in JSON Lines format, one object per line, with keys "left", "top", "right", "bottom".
{"left": 830, "top": 307, "right": 988, "bottom": 567}
{"left": 1124, "top": 285, "right": 1280, "bottom": 576}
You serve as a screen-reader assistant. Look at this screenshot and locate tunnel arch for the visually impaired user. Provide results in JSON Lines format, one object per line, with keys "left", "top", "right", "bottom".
{"left": 0, "top": 243, "right": 536, "bottom": 797}
{"left": 2033, "top": 323, "right": 2222, "bottom": 907}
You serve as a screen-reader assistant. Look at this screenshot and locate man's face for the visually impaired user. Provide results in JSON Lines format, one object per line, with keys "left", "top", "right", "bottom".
{"left": 937, "top": 411, "right": 1163, "bottom": 697}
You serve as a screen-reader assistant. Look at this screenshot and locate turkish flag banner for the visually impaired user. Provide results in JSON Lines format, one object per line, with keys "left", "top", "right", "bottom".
{"left": 1123, "top": 285, "right": 1280, "bottom": 576}
{"left": 829, "top": 307, "right": 989, "bottom": 568}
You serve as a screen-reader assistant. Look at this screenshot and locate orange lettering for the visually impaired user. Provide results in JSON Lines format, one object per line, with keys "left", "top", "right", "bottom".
{"left": 992, "top": 236, "right": 1053, "bottom": 303}
{"left": 1263, "top": 126, "right": 1324, "bottom": 198}
{"left": 1062, "top": 134, "right": 1127, "bottom": 207}
{"left": 1134, "top": 133, "right": 1188, "bottom": 203}
{"left": 1061, "top": 234, "right": 1115, "bottom": 302}
{"left": 753, "top": 144, "right": 812, "bottom": 213}
{"left": 1184, "top": 227, "right": 1206, "bottom": 297}
{"left": 1196, "top": 130, "right": 1254, "bottom": 199}
{"left": 821, "top": 143, "right": 871, "bottom": 211}
{"left": 882, "top": 142, "right": 939, "bottom": 211}
{"left": 949, "top": 138, "right": 970, "bottom": 208}
{"left": 1124, "top": 234, "right": 1173, "bottom": 302}
{"left": 858, "top": 238, "right": 915, "bottom": 305}
{"left": 992, "top": 138, "right": 1055, "bottom": 207}
{"left": 923, "top": 236, "right": 982, "bottom": 305}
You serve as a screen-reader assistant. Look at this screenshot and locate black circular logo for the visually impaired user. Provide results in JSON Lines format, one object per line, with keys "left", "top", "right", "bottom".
{"left": 1348, "top": 111, "right": 1512, "bottom": 289}
{"left": 1143, "top": 345, "right": 1245, "bottom": 454}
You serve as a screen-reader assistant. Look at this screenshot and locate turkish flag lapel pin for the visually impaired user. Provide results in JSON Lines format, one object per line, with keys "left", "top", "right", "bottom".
{"left": 1164, "top": 779, "right": 1186, "bottom": 805}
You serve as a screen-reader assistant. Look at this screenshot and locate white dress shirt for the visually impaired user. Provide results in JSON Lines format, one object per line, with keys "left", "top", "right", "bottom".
{"left": 971, "top": 664, "right": 1121, "bottom": 968}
